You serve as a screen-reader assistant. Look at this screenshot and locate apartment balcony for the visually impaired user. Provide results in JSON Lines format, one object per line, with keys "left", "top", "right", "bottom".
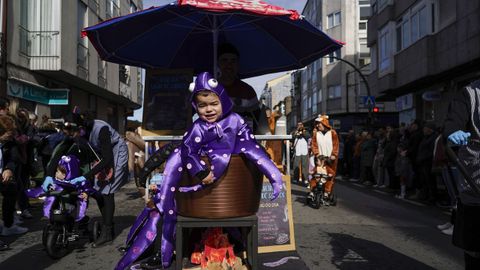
{"left": 77, "top": 43, "right": 89, "bottom": 80}
{"left": 19, "top": 26, "right": 60, "bottom": 70}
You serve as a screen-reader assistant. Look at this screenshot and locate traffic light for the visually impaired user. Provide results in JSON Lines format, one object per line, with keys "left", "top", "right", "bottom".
{"left": 373, "top": 107, "right": 379, "bottom": 113}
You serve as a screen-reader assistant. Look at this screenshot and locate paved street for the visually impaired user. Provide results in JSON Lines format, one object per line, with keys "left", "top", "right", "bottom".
{"left": 293, "top": 179, "right": 464, "bottom": 270}
{"left": 0, "top": 178, "right": 464, "bottom": 269}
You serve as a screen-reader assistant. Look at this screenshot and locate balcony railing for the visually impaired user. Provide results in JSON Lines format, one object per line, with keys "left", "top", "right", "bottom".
{"left": 77, "top": 43, "right": 89, "bottom": 80}
{"left": 19, "top": 25, "right": 60, "bottom": 70}
{"left": 106, "top": 0, "right": 120, "bottom": 19}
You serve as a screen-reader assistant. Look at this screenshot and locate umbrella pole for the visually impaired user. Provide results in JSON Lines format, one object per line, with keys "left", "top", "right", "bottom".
{"left": 213, "top": 15, "right": 219, "bottom": 78}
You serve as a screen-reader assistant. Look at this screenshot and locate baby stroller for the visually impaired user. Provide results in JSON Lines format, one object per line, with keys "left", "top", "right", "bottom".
{"left": 306, "top": 173, "right": 333, "bottom": 208}
{"left": 443, "top": 141, "right": 480, "bottom": 265}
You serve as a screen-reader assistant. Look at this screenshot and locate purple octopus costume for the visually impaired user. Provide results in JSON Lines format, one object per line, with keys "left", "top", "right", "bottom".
{"left": 116, "top": 72, "right": 283, "bottom": 269}
{"left": 26, "top": 155, "right": 95, "bottom": 221}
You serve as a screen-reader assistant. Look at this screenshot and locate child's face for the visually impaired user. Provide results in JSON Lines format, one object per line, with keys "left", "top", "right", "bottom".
{"left": 195, "top": 92, "right": 223, "bottom": 123}
{"left": 55, "top": 169, "right": 66, "bottom": 181}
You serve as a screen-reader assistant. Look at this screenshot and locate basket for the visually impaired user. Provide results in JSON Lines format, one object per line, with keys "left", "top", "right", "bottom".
{"left": 176, "top": 154, "right": 263, "bottom": 218}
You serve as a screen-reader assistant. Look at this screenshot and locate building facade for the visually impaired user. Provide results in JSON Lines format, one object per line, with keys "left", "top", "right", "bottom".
{"left": 0, "top": 0, "right": 143, "bottom": 133}
{"left": 367, "top": 0, "right": 480, "bottom": 125}
{"left": 260, "top": 72, "right": 292, "bottom": 110}
{"left": 298, "top": 0, "right": 397, "bottom": 132}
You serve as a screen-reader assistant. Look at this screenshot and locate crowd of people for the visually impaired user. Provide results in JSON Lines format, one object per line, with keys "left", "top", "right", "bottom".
{"left": 292, "top": 119, "right": 452, "bottom": 209}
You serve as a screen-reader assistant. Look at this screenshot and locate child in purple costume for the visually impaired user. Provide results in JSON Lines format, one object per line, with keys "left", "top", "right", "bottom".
{"left": 116, "top": 72, "right": 283, "bottom": 269}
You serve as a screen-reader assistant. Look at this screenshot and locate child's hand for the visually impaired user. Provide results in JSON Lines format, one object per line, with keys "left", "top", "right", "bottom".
{"left": 79, "top": 192, "right": 88, "bottom": 200}
{"left": 201, "top": 171, "right": 215, "bottom": 185}
{"left": 149, "top": 184, "right": 158, "bottom": 191}
{"left": 146, "top": 198, "right": 155, "bottom": 209}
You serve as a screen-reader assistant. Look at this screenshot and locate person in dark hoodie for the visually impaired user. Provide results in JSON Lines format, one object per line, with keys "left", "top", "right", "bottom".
{"left": 0, "top": 115, "right": 27, "bottom": 249}
{"left": 443, "top": 79, "right": 480, "bottom": 269}
{"left": 415, "top": 122, "right": 437, "bottom": 202}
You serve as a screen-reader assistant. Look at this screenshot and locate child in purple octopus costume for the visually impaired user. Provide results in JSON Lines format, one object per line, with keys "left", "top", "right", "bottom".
{"left": 26, "top": 155, "right": 95, "bottom": 222}
{"left": 116, "top": 72, "right": 283, "bottom": 269}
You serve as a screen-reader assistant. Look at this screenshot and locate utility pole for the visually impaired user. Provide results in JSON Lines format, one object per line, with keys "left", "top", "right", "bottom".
{"left": 325, "top": 56, "right": 373, "bottom": 127}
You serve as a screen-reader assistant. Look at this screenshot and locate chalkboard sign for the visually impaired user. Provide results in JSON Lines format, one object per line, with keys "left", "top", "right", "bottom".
{"left": 257, "top": 175, "right": 296, "bottom": 253}
{"left": 142, "top": 69, "right": 193, "bottom": 135}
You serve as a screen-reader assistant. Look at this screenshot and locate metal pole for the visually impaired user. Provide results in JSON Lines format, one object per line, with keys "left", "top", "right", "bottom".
{"left": 326, "top": 56, "right": 372, "bottom": 127}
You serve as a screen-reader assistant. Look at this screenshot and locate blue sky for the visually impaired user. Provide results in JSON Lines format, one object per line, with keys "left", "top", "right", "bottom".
{"left": 132, "top": 0, "right": 307, "bottom": 121}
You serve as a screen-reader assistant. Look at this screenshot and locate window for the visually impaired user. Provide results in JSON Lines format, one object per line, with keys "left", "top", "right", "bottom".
{"left": 395, "top": 2, "right": 434, "bottom": 52}
{"left": 328, "top": 85, "right": 341, "bottom": 99}
{"left": 130, "top": 1, "right": 138, "bottom": 13}
{"left": 359, "top": 6, "right": 370, "bottom": 20}
{"left": 327, "top": 11, "right": 341, "bottom": 28}
{"left": 378, "top": 24, "right": 392, "bottom": 72}
{"left": 327, "top": 49, "right": 341, "bottom": 64}
{"left": 312, "top": 90, "right": 317, "bottom": 114}
{"left": 311, "top": 61, "right": 317, "bottom": 83}
{"left": 20, "top": 0, "right": 60, "bottom": 57}
{"left": 107, "top": 0, "right": 120, "bottom": 19}
{"left": 318, "top": 89, "right": 323, "bottom": 102}
{"left": 359, "top": 22, "right": 367, "bottom": 30}
{"left": 308, "top": 95, "right": 312, "bottom": 109}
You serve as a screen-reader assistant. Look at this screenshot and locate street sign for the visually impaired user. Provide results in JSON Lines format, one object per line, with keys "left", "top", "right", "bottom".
{"left": 362, "top": 95, "right": 376, "bottom": 108}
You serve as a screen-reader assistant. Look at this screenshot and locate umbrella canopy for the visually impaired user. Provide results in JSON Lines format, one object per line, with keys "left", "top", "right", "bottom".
{"left": 83, "top": 0, "right": 343, "bottom": 79}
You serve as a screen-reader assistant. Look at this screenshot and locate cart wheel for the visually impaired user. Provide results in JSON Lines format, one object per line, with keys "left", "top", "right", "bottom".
{"left": 313, "top": 193, "right": 322, "bottom": 209}
{"left": 45, "top": 227, "right": 69, "bottom": 259}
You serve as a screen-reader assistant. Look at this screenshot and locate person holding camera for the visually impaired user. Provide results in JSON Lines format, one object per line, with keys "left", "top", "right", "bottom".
{"left": 292, "top": 122, "right": 310, "bottom": 184}
{"left": 311, "top": 114, "right": 339, "bottom": 201}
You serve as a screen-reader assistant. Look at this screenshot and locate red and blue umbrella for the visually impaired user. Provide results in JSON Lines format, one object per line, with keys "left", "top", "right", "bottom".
{"left": 83, "top": 0, "right": 343, "bottom": 78}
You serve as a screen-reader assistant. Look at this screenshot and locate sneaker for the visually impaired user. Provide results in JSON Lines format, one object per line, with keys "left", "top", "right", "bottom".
{"left": 20, "top": 209, "right": 33, "bottom": 219}
{"left": 1, "top": 225, "right": 28, "bottom": 236}
{"left": 379, "top": 185, "right": 387, "bottom": 188}
{"left": 349, "top": 178, "right": 359, "bottom": 182}
{"left": 395, "top": 194, "right": 405, "bottom": 199}
{"left": 0, "top": 240, "right": 8, "bottom": 251}
{"left": 442, "top": 226, "right": 454, "bottom": 236}
{"left": 363, "top": 181, "right": 373, "bottom": 186}
{"left": 373, "top": 184, "right": 379, "bottom": 188}
{"left": 307, "top": 192, "right": 314, "bottom": 199}
{"left": 437, "top": 222, "right": 453, "bottom": 231}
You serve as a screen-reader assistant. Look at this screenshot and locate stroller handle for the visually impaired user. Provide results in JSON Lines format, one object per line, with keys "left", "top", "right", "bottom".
{"left": 445, "top": 142, "right": 480, "bottom": 195}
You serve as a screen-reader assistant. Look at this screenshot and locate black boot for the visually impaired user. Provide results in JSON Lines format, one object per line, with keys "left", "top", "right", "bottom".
{"left": 92, "top": 225, "right": 113, "bottom": 248}
{"left": 140, "top": 251, "right": 163, "bottom": 269}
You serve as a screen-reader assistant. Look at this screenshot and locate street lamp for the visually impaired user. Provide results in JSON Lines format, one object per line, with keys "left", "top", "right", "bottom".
{"left": 323, "top": 56, "right": 373, "bottom": 127}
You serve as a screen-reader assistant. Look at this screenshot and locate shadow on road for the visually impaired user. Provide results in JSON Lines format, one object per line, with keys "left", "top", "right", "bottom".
{"left": 329, "top": 233, "right": 437, "bottom": 270}
{"left": 0, "top": 215, "right": 137, "bottom": 269}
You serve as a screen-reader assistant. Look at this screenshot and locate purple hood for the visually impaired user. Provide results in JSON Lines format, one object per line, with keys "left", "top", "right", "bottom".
{"left": 190, "top": 72, "right": 233, "bottom": 119}
{"left": 58, "top": 155, "right": 80, "bottom": 181}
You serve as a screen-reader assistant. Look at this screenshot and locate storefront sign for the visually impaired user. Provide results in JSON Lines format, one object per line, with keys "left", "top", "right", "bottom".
{"left": 7, "top": 79, "right": 69, "bottom": 105}
{"left": 257, "top": 175, "right": 295, "bottom": 253}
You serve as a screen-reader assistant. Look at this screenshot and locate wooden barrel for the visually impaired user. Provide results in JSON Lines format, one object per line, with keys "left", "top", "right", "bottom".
{"left": 176, "top": 155, "right": 263, "bottom": 219}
